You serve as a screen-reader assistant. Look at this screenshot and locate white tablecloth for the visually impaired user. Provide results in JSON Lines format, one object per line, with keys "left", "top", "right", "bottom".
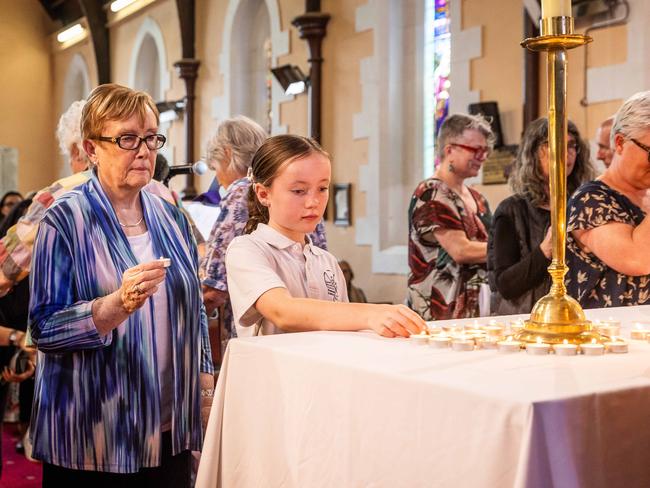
{"left": 196, "top": 306, "right": 650, "bottom": 488}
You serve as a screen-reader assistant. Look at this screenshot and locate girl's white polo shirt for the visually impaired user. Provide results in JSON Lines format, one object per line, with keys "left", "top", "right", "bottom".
{"left": 225, "top": 223, "right": 349, "bottom": 336}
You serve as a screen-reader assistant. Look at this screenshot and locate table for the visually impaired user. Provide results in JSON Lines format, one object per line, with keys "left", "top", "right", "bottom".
{"left": 196, "top": 306, "right": 650, "bottom": 488}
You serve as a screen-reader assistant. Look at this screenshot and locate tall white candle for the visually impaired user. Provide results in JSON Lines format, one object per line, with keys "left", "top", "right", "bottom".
{"left": 541, "top": 0, "right": 571, "bottom": 18}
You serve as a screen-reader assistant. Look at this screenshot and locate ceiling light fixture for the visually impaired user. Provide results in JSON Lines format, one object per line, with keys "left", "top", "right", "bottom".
{"left": 56, "top": 23, "right": 85, "bottom": 43}
{"left": 110, "top": 0, "right": 137, "bottom": 13}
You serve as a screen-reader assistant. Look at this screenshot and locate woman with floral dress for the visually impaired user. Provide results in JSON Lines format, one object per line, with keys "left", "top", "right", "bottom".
{"left": 407, "top": 113, "right": 494, "bottom": 320}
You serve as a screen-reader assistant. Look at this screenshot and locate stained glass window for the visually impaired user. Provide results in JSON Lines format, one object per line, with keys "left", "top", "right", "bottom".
{"left": 424, "top": 0, "right": 451, "bottom": 175}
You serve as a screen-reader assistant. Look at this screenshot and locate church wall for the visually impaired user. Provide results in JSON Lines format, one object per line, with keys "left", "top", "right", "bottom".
{"left": 0, "top": 0, "right": 56, "bottom": 193}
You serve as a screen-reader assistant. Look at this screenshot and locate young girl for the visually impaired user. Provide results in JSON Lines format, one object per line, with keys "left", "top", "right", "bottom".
{"left": 225, "top": 135, "right": 424, "bottom": 337}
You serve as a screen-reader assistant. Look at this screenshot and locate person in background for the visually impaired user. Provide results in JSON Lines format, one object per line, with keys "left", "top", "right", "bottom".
{"left": 595, "top": 116, "right": 615, "bottom": 169}
{"left": 57, "top": 100, "right": 91, "bottom": 174}
{"left": 407, "top": 113, "right": 494, "bottom": 321}
{"left": 338, "top": 260, "right": 368, "bottom": 303}
{"left": 29, "top": 83, "right": 213, "bottom": 486}
{"left": 226, "top": 135, "right": 424, "bottom": 337}
{"left": 488, "top": 118, "right": 593, "bottom": 315}
{"left": 0, "top": 192, "right": 22, "bottom": 221}
{"left": 201, "top": 117, "right": 328, "bottom": 347}
{"left": 0, "top": 198, "right": 37, "bottom": 461}
{"left": 567, "top": 91, "right": 650, "bottom": 308}
{"left": 0, "top": 105, "right": 184, "bottom": 298}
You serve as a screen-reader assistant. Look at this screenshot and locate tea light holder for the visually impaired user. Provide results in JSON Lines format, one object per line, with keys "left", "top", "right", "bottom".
{"left": 451, "top": 337, "right": 475, "bottom": 352}
{"left": 410, "top": 331, "right": 430, "bottom": 345}
{"left": 605, "top": 339, "right": 628, "bottom": 354}
{"left": 580, "top": 339, "right": 605, "bottom": 356}
{"left": 526, "top": 338, "right": 550, "bottom": 355}
{"left": 497, "top": 336, "right": 522, "bottom": 353}
{"left": 476, "top": 336, "right": 499, "bottom": 349}
{"left": 553, "top": 339, "right": 578, "bottom": 356}
{"left": 429, "top": 335, "right": 451, "bottom": 349}
{"left": 630, "top": 322, "right": 650, "bottom": 340}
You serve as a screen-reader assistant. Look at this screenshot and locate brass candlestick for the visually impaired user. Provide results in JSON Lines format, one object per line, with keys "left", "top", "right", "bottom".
{"left": 515, "top": 16, "right": 602, "bottom": 345}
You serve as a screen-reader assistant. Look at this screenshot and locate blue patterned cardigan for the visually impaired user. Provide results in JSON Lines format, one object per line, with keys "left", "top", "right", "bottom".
{"left": 29, "top": 174, "right": 213, "bottom": 473}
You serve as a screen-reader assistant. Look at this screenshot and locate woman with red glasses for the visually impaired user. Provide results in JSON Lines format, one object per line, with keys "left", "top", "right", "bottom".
{"left": 407, "top": 113, "right": 494, "bottom": 320}
{"left": 487, "top": 118, "right": 593, "bottom": 315}
{"left": 566, "top": 91, "right": 650, "bottom": 308}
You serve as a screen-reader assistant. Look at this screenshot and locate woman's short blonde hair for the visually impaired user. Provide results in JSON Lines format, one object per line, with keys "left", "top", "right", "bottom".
{"left": 82, "top": 83, "right": 159, "bottom": 140}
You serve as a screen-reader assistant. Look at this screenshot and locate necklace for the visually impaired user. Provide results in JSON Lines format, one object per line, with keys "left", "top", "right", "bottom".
{"left": 118, "top": 215, "right": 144, "bottom": 228}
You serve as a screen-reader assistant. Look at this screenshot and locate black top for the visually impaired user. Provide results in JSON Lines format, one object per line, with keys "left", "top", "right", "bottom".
{"left": 488, "top": 195, "right": 552, "bottom": 315}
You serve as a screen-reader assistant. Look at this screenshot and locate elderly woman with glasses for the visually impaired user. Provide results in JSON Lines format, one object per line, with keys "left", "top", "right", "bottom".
{"left": 407, "top": 113, "right": 494, "bottom": 320}
{"left": 566, "top": 91, "right": 650, "bottom": 308}
{"left": 487, "top": 118, "right": 593, "bottom": 315}
{"left": 29, "top": 84, "right": 213, "bottom": 487}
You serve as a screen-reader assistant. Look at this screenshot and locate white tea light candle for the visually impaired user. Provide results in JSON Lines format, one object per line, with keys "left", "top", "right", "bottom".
{"left": 497, "top": 336, "right": 522, "bottom": 353}
{"left": 526, "top": 337, "right": 550, "bottom": 355}
{"left": 410, "top": 331, "right": 429, "bottom": 345}
{"left": 605, "top": 340, "right": 628, "bottom": 354}
{"left": 429, "top": 335, "right": 451, "bottom": 349}
{"left": 581, "top": 340, "right": 605, "bottom": 356}
{"left": 554, "top": 339, "right": 578, "bottom": 356}
{"left": 451, "top": 337, "right": 474, "bottom": 352}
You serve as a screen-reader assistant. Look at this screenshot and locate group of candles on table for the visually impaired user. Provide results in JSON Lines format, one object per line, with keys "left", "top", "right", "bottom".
{"left": 408, "top": 318, "right": 646, "bottom": 355}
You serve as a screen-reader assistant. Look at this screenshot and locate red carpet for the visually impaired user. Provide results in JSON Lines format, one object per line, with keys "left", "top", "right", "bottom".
{"left": 0, "top": 423, "right": 41, "bottom": 488}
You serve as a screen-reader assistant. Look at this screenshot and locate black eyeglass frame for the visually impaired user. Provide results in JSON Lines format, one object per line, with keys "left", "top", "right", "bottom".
{"left": 630, "top": 138, "right": 650, "bottom": 162}
{"left": 95, "top": 134, "right": 166, "bottom": 151}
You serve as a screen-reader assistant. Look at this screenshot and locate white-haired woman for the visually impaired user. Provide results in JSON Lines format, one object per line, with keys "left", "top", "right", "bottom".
{"left": 201, "top": 117, "right": 326, "bottom": 345}
{"left": 56, "top": 100, "right": 90, "bottom": 174}
{"left": 567, "top": 91, "right": 650, "bottom": 308}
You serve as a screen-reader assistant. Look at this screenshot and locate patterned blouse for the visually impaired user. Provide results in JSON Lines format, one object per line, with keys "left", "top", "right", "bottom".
{"left": 407, "top": 178, "right": 492, "bottom": 320}
{"left": 201, "top": 177, "right": 327, "bottom": 342}
{"left": 29, "top": 174, "right": 213, "bottom": 473}
{"left": 567, "top": 180, "right": 649, "bottom": 308}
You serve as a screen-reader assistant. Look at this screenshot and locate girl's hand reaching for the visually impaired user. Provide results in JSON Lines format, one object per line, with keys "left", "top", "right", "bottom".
{"left": 367, "top": 304, "right": 425, "bottom": 337}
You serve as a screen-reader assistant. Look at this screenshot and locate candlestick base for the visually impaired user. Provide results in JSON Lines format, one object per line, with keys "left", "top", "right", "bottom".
{"left": 514, "top": 293, "right": 606, "bottom": 345}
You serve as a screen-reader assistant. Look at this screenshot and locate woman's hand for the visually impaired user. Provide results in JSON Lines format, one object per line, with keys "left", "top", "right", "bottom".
{"left": 2, "top": 359, "right": 35, "bottom": 384}
{"left": 120, "top": 261, "right": 167, "bottom": 313}
{"left": 367, "top": 304, "right": 425, "bottom": 338}
{"left": 540, "top": 226, "right": 553, "bottom": 259}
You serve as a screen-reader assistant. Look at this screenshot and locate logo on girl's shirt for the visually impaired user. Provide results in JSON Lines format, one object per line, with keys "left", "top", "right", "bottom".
{"left": 323, "top": 270, "right": 339, "bottom": 301}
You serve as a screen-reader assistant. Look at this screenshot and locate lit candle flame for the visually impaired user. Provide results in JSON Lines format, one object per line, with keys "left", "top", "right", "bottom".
{"left": 591, "top": 338, "right": 597, "bottom": 344}
{"left": 563, "top": 339, "right": 569, "bottom": 345}
{"left": 536, "top": 337, "right": 543, "bottom": 344}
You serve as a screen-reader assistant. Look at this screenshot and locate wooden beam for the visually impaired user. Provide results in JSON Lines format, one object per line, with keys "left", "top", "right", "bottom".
{"left": 174, "top": 0, "right": 199, "bottom": 198}
{"left": 79, "top": 0, "right": 110, "bottom": 84}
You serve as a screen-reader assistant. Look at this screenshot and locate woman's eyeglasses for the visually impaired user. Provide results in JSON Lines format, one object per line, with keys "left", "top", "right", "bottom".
{"left": 96, "top": 134, "right": 166, "bottom": 151}
{"left": 630, "top": 138, "right": 650, "bottom": 162}
{"left": 449, "top": 143, "right": 490, "bottom": 160}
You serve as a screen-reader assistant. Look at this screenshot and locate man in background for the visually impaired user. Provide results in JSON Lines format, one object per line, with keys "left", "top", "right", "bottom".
{"left": 595, "top": 116, "right": 614, "bottom": 169}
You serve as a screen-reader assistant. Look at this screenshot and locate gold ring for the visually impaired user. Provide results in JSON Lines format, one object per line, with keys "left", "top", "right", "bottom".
{"left": 135, "top": 283, "right": 144, "bottom": 295}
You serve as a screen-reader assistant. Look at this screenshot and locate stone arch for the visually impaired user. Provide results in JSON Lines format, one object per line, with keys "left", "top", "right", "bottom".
{"left": 212, "top": 0, "right": 289, "bottom": 134}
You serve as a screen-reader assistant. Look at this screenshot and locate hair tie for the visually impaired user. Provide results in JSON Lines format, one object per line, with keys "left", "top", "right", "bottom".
{"left": 246, "top": 167, "right": 254, "bottom": 182}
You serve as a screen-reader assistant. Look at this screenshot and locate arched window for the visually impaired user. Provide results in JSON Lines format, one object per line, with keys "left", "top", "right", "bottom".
{"left": 214, "top": 0, "right": 289, "bottom": 134}
{"left": 62, "top": 54, "right": 91, "bottom": 111}
{"left": 59, "top": 54, "right": 91, "bottom": 177}
{"left": 129, "top": 17, "right": 172, "bottom": 162}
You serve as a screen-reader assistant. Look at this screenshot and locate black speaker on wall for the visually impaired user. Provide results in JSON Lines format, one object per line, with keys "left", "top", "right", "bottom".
{"left": 468, "top": 101, "right": 504, "bottom": 149}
